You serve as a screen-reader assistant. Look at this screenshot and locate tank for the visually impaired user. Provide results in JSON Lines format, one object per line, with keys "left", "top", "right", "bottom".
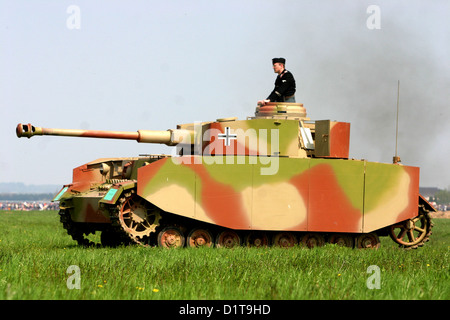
{"left": 16, "top": 102, "right": 435, "bottom": 249}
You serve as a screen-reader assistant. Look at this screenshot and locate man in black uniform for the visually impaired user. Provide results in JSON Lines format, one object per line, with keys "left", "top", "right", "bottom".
{"left": 258, "top": 57, "right": 296, "bottom": 105}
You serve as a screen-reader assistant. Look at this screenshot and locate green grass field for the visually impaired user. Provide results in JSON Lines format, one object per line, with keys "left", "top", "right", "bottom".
{"left": 0, "top": 210, "right": 448, "bottom": 300}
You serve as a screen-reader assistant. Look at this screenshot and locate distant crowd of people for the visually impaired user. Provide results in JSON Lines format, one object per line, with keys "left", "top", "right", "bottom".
{"left": 0, "top": 201, "right": 59, "bottom": 211}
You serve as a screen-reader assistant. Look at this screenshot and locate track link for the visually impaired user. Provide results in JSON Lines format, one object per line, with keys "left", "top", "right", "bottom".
{"left": 59, "top": 209, "right": 98, "bottom": 247}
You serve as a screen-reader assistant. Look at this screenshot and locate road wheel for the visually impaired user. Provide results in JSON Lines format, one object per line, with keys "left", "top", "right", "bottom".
{"left": 215, "top": 230, "right": 241, "bottom": 248}
{"left": 356, "top": 232, "right": 380, "bottom": 249}
{"left": 301, "top": 233, "right": 325, "bottom": 248}
{"left": 187, "top": 228, "right": 213, "bottom": 248}
{"left": 328, "top": 233, "right": 354, "bottom": 248}
{"left": 272, "top": 232, "right": 297, "bottom": 248}
{"left": 245, "top": 232, "right": 269, "bottom": 248}
{"left": 158, "top": 226, "right": 185, "bottom": 248}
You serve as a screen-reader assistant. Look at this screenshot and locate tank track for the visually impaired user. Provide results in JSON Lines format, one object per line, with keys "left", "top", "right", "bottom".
{"left": 59, "top": 208, "right": 98, "bottom": 247}
{"left": 412, "top": 204, "right": 433, "bottom": 249}
{"left": 59, "top": 208, "right": 127, "bottom": 247}
{"left": 60, "top": 197, "right": 433, "bottom": 250}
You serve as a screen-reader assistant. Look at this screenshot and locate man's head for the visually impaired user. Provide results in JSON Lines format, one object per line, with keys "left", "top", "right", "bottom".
{"left": 272, "top": 57, "right": 286, "bottom": 74}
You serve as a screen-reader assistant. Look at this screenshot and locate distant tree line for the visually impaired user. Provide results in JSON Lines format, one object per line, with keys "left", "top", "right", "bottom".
{"left": 0, "top": 193, "right": 55, "bottom": 201}
{"left": 429, "top": 189, "right": 450, "bottom": 205}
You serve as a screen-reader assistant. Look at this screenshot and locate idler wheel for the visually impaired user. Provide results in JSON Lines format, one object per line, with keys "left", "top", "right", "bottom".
{"left": 187, "top": 228, "right": 213, "bottom": 248}
{"left": 389, "top": 209, "right": 432, "bottom": 249}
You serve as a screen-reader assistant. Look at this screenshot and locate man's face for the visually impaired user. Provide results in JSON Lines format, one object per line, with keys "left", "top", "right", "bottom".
{"left": 272, "top": 63, "right": 284, "bottom": 74}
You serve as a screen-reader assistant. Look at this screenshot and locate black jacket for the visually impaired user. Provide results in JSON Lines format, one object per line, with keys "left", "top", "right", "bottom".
{"left": 267, "top": 69, "right": 296, "bottom": 102}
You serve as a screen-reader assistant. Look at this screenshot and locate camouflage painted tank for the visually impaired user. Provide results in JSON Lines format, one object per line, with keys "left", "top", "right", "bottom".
{"left": 16, "top": 103, "right": 435, "bottom": 249}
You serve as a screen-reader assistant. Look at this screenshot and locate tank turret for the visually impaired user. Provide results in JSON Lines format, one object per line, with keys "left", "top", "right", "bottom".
{"left": 16, "top": 103, "right": 351, "bottom": 159}
{"left": 16, "top": 102, "right": 435, "bottom": 249}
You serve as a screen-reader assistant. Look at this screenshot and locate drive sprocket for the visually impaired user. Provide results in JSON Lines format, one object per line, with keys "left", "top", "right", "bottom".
{"left": 109, "top": 189, "right": 162, "bottom": 246}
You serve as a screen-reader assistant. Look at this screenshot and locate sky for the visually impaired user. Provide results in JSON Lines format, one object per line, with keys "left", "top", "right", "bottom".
{"left": 1, "top": 0, "right": 449, "bottom": 189}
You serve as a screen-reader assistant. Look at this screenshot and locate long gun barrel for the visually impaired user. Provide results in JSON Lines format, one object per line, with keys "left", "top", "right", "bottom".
{"left": 16, "top": 123, "right": 193, "bottom": 146}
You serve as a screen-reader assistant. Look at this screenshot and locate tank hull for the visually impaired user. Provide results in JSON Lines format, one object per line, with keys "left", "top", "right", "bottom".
{"left": 55, "top": 154, "right": 431, "bottom": 249}
{"left": 137, "top": 156, "right": 420, "bottom": 234}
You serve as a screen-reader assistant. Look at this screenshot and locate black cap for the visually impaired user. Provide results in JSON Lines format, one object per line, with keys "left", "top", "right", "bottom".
{"left": 272, "top": 57, "right": 286, "bottom": 64}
